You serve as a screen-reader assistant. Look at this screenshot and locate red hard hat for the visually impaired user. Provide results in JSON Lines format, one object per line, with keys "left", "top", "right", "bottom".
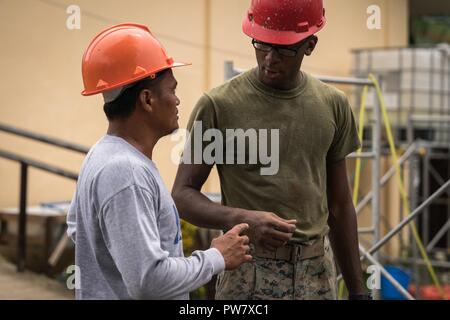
{"left": 81, "top": 23, "right": 190, "bottom": 96}
{"left": 242, "top": 0, "right": 326, "bottom": 45}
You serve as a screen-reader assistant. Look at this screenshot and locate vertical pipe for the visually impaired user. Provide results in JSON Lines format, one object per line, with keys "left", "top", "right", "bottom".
{"left": 397, "top": 49, "right": 403, "bottom": 143}
{"left": 17, "top": 162, "right": 28, "bottom": 272}
{"left": 423, "top": 147, "right": 430, "bottom": 248}
{"left": 410, "top": 155, "right": 421, "bottom": 298}
{"left": 448, "top": 148, "right": 450, "bottom": 249}
{"left": 399, "top": 161, "right": 405, "bottom": 256}
{"left": 440, "top": 50, "right": 450, "bottom": 142}
{"left": 447, "top": 52, "right": 450, "bottom": 144}
{"left": 371, "top": 79, "right": 381, "bottom": 300}
{"left": 407, "top": 49, "right": 416, "bottom": 147}
{"left": 411, "top": 49, "right": 416, "bottom": 116}
{"left": 448, "top": 51, "right": 450, "bottom": 251}
{"left": 429, "top": 48, "right": 434, "bottom": 141}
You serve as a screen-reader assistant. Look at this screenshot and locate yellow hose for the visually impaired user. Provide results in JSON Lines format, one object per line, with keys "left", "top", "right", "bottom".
{"left": 353, "top": 86, "right": 369, "bottom": 206}
{"left": 369, "top": 74, "right": 446, "bottom": 300}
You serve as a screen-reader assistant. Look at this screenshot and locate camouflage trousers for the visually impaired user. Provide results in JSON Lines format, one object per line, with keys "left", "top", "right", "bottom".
{"left": 215, "top": 237, "right": 337, "bottom": 300}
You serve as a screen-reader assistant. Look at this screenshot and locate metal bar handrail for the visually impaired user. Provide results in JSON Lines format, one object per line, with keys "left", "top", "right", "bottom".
{"left": 410, "top": 115, "right": 450, "bottom": 123}
{"left": 0, "top": 147, "right": 79, "bottom": 272}
{"left": 316, "top": 75, "right": 375, "bottom": 86}
{"left": 0, "top": 123, "right": 89, "bottom": 154}
{"left": 0, "top": 149, "right": 78, "bottom": 181}
{"left": 367, "top": 179, "right": 450, "bottom": 256}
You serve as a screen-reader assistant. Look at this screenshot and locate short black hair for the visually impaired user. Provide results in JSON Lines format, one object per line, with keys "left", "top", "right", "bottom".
{"left": 103, "top": 69, "right": 169, "bottom": 121}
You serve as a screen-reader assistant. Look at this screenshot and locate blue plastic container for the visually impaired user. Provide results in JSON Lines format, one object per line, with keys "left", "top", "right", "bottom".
{"left": 381, "top": 265, "right": 411, "bottom": 300}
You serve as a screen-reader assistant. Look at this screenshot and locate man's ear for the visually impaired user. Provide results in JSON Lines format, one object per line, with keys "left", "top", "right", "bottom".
{"left": 138, "top": 88, "right": 154, "bottom": 113}
{"left": 305, "top": 35, "right": 318, "bottom": 56}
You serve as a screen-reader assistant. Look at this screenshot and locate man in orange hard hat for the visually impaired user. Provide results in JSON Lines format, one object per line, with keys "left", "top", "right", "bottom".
{"left": 173, "top": 0, "right": 369, "bottom": 299}
{"left": 66, "top": 23, "right": 252, "bottom": 300}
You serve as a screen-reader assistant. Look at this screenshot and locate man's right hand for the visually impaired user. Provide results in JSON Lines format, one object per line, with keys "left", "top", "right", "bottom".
{"left": 238, "top": 209, "right": 297, "bottom": 251}
{"left": 211, "top": 223, "right": 252, "bottom": 270}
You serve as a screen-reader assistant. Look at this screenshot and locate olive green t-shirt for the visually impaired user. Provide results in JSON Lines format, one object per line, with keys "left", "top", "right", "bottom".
{"left": 185, "top": 68, "right": 360, "bottom": 242}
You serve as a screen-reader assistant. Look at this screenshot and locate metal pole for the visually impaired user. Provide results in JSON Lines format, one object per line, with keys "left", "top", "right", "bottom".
{"left": 410, "top": 153, "right": 421, "bottom": 298}
{"left": 387, "top": 256, "right": 450, "bottom": 269}
{"left": 448, "top": 148, "right": 450, "bottom": 250}
{"left": 358, "top": 227, "right": 375, "bottom": 234}
{"left": 359, "top": 245, "right": 414, "bottom": 300}
{"left": 17, "top": 162, "right": 28, "bottom": 272}
{"left": 423, "top": 147, "right": 430, "bottom": 247}
{"left": 348, "top": 152, "right": 376, "bottom": 159}
{"left": 224, "top": 61, "right": 243, "bottom": 80}
{"left": 224, "top": 62, "right": 377, "bottom": 87}
{"left": 315, "top": 75, "right": 374, "bottom": 86}
{"left": 428, "top": 163, "right": 450, "bottom": 197}
{"left": 0, "top": 123, "right": 89, "bottom": 154}
{"left": 355, "top": 142, "right": 418, "bottom": 214}
{"left": 371, "top": 80, "right": 382, "bottom": 300}
{"left": 367, "top": 179, "right": 450, "bottom": 256}
{"left": 399, "top": 159, "right": 405, "bottom": 256}
{"left": 410, "top": 115, "right": 450, "bottom": 123}
{"left": 426, "top": 219, "right": 450, "bottom": 252}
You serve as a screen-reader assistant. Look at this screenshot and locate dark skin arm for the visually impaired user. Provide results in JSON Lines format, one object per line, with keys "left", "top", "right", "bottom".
{"left": 327, "top": 159, "right": 366, "bottom": 295}
{"left": 172, "top": 163, "right": 297, "bottom": 251}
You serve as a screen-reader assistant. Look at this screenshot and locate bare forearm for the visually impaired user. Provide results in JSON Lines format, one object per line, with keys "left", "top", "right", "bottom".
{"left": 172, "top": 186, "right": 240, "bottom": 230}
{"left": 328, "top": 205, "right": 365, "bottom": 294}
{"left": 172, "top": 165, "right": 297, "bottom": 250}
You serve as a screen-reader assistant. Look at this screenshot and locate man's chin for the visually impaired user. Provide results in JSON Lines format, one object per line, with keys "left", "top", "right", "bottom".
{"left": 167, "top": 124, "right": 179, "bottom": 136}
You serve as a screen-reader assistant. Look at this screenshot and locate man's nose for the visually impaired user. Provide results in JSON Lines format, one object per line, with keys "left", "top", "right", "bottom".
{"left": 265, "top": 48, "right": 281, "bottom": 63}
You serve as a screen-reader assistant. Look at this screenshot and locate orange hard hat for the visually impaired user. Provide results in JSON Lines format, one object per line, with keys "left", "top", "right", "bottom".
{"left": 81, "top": 23, "right": 190, "bottom": 96}
{"left": 242, "top": 0, "right": 326, "bottom": 45}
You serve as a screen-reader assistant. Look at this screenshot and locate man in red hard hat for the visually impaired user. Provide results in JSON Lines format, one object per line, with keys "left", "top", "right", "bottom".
{"left": 173, "top": 0, "right": 368, "bottom": 299}
{"left": 67, "top": 23, "right": 252, "bottom": 299}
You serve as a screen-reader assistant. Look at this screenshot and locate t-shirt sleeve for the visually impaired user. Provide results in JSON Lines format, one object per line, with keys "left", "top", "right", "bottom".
{"left": 98, "top": 184, "right": 224, "bottom": 300}
{"left": 326, "top": 92, "right": 361, "bottom": 163}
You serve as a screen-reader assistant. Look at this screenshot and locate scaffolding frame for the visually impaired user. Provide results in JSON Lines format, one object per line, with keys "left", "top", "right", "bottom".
{"left": 353, "top": 46, "right": 450, "bottom": 299}
{"left": 405, "top": 117, "right": 450, "bottom": 298}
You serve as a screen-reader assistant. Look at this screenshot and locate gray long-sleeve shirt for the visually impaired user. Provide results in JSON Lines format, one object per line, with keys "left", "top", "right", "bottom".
{"left": 67, "top": 135, "right": 224, "bottom": 299}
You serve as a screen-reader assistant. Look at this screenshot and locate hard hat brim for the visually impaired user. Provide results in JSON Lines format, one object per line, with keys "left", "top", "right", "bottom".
{"left": 242, "top": 16, "right": 326, "bottom": 46}
{"left": 81, "top": 60, "right": 191, "bottom": 96}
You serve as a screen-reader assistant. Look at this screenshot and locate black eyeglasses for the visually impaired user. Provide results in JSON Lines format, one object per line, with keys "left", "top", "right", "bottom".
{"left": 252, "top": 39, "right": 304, "bottom": 57}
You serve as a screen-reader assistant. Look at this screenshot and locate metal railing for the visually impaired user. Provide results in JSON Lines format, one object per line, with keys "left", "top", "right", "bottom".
{"left": 0, "top": 123, "right": 87, "bottom": 271}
